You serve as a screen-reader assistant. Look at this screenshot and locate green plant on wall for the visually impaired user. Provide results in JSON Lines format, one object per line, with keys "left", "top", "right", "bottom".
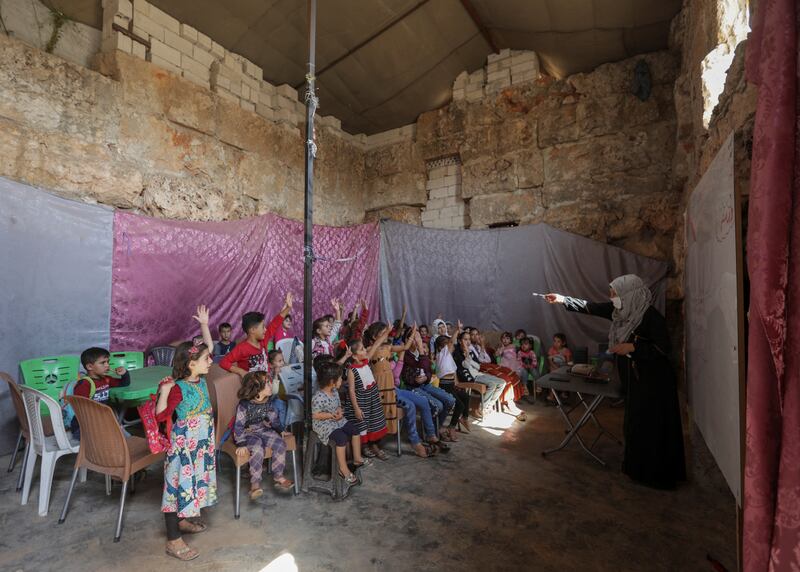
{"left": 45, "top": 6, "right": 70, "bottom": 53}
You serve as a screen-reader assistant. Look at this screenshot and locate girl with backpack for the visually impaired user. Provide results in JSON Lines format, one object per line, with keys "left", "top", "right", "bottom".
{"left": 155, "top": 306, "right": 217, "bottom": 561}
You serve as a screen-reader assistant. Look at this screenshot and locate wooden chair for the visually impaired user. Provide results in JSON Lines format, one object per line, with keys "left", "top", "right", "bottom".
{"left": 58, "top": 396, "right": 164, "bottom": 541}
{"left": 210, "top": 373, "right": 300, "bottom": 519}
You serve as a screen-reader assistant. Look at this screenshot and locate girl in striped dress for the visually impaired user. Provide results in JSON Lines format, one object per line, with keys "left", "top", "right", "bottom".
{"left": 339, "top": 329, "right": 391, "bottom": 460}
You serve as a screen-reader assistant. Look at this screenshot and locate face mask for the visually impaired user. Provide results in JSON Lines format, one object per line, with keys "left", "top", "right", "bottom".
{"left": 611, "top": 296, "right": 622, "bottom": 310}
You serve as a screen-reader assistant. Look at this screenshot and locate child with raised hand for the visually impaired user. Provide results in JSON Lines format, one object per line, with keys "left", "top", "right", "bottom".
{"left": 220, "top": 292, "right": 293, "bottom": 376}
{"left": 312, "top": 361, "right": 371, "bottom": 484}
{"left": 155, "top": 306, "right": 217, "bottom": 562}
{"left": 311, "top": 298, "right": 344, "bottom": 359}
{"left": 233, "top": 370, "right": 293, "bottom": 500}
{"left": 338, "top": 327, "right": 391, "bottom": 460}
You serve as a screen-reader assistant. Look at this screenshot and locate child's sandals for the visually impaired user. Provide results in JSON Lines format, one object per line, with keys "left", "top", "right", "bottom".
{"left": 178, "top": 519, "right": 207, "bottom": 534}
{"left": 373, "top": 447, "right": 389, "bottom": 461}
{"left": 457, "top": 418, "right": 471, "bottom": 433}
{"left": 273, "top": 476, "right": 293, "bottom": 491}
{"left": 166, "top": 541, "right": 199, "bottom": 561}
{"left": 338, "top": 470, "right": 358, "bottom": 484}
{"left": 249, "top": 487, "right": 264, "bottom": 500}
{"left": 353, "top": 458, "right": 373, "bottom": 468}
{"left": 361, "top": 447, "right": 377, "bottom": 458}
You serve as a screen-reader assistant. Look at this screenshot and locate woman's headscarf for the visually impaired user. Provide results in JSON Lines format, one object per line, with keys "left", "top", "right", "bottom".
{"left": 608, "top": 274, "right": 653, "bottom": 347}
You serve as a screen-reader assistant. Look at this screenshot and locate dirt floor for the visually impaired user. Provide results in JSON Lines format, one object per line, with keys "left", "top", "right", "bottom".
{"left": 0, "top": 401, "right": 735, "bottom": 572}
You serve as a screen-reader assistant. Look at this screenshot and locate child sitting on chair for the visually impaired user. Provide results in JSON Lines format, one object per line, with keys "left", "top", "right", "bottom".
{"left": 220, "top": 292, "right": 293, "bottom": 376}
{"left": 311, "top": 298, "right": 344, "bottom": 359}
{"left": 69, "top": 347, "right": 131, "bottom": 438}
{"left": 312, "top": 361, "right": 371, "bottom": 484}
{"left": 233, "top": 371, "right": 293, "bottom": 499}
{"left": 266, "top": 350, "right": 288, "bottom": 432}
{"left": 213, "top": 323, "right": 235, "bottom": 359}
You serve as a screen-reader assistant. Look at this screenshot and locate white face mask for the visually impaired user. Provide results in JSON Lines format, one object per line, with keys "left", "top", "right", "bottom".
{"left": 611, "top": 296, "right": 622, "bottom": 309}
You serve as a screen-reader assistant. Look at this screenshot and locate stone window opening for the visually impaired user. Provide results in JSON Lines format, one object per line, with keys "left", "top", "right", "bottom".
{"left": 700, "top": 0, "right": 750, "bottom": 128}
{"left": 488, "top": 221, "right": 519, "bottom": 229}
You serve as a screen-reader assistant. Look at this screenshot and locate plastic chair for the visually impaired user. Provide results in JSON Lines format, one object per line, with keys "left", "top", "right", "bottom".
{"left": 18, "top": 386, "right": 84, "bottom": 516}
{"left": 275, "top": 338, "right": 303, "bottom": 365}
{"left": 19, "top": 355, "right": 80, "bottom": 415}
{"left": 107, "top": 351, "right": 144, "bottom": 371}
{"left": 211, "top": 372, "right": 300, "bottom": 519}
{"left": 58, "top": 396, "right": 164, "bottom": 541}
{"left": 147, "top": 346, "right": 175, "bottom": 367}
{"left": 2, "top": 372, "right": 37, "bottom": 491}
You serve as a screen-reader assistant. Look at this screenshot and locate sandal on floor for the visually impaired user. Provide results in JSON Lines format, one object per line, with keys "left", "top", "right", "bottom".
{"left": 178, "top": 520, "right": 207, "bottom": 534}
{"left": 412, "top": 443, "right": 429, "bottom": 458}
{"left": 516, "top": 412, "right": 528, "bottom": 422}
{"left": 166, "top": 544, "right": 199, "bottom": 561}
{"left": 353, "top": 458, "right": 373, "bottom": 468}
{"left": 440, "top": 429, "right": 458, "bottom": 443}
{"left": 362, "top": 447, "right": 377, "bottom": 458}
{"left": 374, "top": 448, "right": 389, "bottom": 461}
{"left": 457, "top": 418, "right": 471, "bottom": 433}
{"left": 249, "top": 488, "right": 264, "bottom": 500}
{"left": 338, "top": 470, "right": 358, "bottom": 484}
{"left": 273, "top": 477, "right": 293, "bottom": 491}
{"left": 433, "top": 440, "right": 450, "bottom": 453}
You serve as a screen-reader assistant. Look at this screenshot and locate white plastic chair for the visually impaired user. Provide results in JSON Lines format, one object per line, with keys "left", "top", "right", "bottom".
{"left": 275, "top": 337, "right": 303, "bottom": 365}
{"left": 19, "top": 386, "right": 85, "bottom": 516}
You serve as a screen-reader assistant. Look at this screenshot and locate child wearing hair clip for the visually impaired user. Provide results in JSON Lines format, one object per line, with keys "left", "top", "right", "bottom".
{"left": 233, "top": 370, "right": 293, "bottom": 499}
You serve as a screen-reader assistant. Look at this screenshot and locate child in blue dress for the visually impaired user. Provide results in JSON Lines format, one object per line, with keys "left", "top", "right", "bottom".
{"left": 156, "top": 306, "right": 217, "bottom": 561}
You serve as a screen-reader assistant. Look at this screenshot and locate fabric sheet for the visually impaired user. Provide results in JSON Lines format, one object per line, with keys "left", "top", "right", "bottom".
{"left": 379, "top": 221, "right": 667, "bottom": 353}
{"left": 742, "top": 0, "right": 800, "bottom": 569}
{"left": 111, "top": 212, "right": 380, "bottom": 350}
{"left": 0, "top": 176, "right": 114, "bottom": 453}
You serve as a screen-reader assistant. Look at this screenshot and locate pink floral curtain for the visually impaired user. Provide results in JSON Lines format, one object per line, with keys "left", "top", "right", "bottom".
{"left": 110, "top": 211, "right": 380, "bottom": 350}
{"left": 743, "top": 0, "right": 800, "bottom": 569}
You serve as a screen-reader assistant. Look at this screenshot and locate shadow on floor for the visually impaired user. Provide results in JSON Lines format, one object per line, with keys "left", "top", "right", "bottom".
{"left": 0, "top": 401, "right": 735, "bottom": 572}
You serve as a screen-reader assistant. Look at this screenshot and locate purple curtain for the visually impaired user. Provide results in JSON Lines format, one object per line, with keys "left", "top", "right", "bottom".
{"left": 111, "top": 211, "right": 380, "bottom": 350}
{"left": 743, "top": 0, "right": 800, "bottom": 569}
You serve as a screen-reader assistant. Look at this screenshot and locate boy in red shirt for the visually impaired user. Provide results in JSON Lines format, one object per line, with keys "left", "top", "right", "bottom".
{"left": 220, "top": 292, "right": 293, "bottom": 377}
{"left": 70, "top": 347, "right": 131, "bottom": 438}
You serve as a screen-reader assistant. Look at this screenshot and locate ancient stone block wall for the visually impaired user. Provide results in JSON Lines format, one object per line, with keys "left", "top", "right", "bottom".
{"left": 0, "top": 0, "right": 368, "bottom": 225}
{"left": 366, "top": 50, "right": 681, "bottom": 266}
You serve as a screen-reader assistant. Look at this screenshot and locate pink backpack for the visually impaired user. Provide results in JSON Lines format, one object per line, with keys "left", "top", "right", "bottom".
{"left": 138, "top": 377, "right": 174, "bottom": 453}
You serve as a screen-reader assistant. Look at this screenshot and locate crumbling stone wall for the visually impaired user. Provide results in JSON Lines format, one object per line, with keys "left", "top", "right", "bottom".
{"left": 0, "top": 32, "right": 366, "bottom": 225}
{"left": 366, "top": 50, "right": 681, "bottom": 266}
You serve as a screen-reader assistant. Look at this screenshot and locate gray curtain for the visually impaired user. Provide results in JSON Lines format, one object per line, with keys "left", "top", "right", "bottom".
{"left": 379, "top": 220, "right": 667, "bottom": 352}
{"left": 0, "top": 177, "right": 114, "bottom": 454}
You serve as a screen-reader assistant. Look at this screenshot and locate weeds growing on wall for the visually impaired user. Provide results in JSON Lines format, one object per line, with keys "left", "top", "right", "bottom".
{"left": 44, "top": 6, "right": 69, "bottom": 53}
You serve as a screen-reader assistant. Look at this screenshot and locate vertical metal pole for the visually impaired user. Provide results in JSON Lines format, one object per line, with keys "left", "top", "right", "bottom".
{"left": 303, "top": 0, "right": 317, "bottom": 444}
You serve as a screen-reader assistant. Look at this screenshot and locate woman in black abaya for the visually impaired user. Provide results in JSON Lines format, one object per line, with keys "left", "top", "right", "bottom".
{"left": 545, "top": 274, "right": 686, "bottom": 489}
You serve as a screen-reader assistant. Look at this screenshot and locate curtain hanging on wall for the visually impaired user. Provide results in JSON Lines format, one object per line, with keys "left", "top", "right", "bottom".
{"left": 111, "top": 211, "right": 380, "bottom": 350}
{"left": 743, "top": 0, "right": 800, "bottom": 569}
{"left": 0, "top": 176, "right": 114, "bottom": 453}
{"left": 379, "top": 220, "right": 668, "bottom": 352}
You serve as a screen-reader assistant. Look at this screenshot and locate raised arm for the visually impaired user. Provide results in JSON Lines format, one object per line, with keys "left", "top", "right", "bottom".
{"left": 365, "top": 326, "right": 392, "bottom": 361}
{"left": 193, "top": 305, "right": 214, "bottom": 352}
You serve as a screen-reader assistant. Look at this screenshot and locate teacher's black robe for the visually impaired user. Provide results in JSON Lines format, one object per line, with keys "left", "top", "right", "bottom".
{"left": 563, "top": 297, "right": 687, "bottom": 489}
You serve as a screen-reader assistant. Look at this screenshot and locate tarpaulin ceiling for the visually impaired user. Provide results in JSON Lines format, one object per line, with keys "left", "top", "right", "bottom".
{"left": 50, "top": 0, "right": 681, "bottom": 134}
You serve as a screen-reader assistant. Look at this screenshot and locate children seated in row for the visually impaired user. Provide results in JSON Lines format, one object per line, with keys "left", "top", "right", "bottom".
{"left": 155, "top": 307, "right": 217, "bottom": 562}
{"left": 468, "top": 328, "right": 526, "bottom": 421}
{"left": 233, "top": 370, "right": 293, "bottom": 500}
{"left": 311, "top": 361, "right": 372, "bottom": 484}
{"left": 68, "top": 347, "right": 131, "bottom": 438}
{"left": 220, "top": 292, "right": 293, "bottom": 375}
{"left": 453, "top": 331, "right": 505, "bottom": 418}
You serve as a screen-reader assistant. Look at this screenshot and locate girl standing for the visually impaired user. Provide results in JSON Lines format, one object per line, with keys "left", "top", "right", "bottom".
{"left": 339, "top": 331, "right": 391, "bottom": 460}
{"left": 156, "top": 307, "right": 218, "bottom": 561}
{"left": 233, "top": 371, "right": 293, "bottom": 500}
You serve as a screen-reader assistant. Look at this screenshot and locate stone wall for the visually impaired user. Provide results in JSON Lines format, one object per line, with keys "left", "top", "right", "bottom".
{"left": 0, "top": 0, "right": 368, "bottom": 225}
{"left": 366, "top": 50, "right": 681, "bottom": 266}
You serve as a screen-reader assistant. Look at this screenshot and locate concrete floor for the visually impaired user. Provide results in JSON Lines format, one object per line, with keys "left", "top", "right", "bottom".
{"left": 0, "top": 402, "right": 735, "bottom": 572}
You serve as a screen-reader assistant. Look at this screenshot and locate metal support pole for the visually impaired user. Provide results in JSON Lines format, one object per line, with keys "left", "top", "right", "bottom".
{"left": 303, "top": 0, "right": 318, "bottom": 450}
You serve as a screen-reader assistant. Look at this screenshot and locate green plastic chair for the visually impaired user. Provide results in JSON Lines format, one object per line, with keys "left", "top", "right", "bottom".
{"left": 107, "top": 351, "right": 144, "bottom": 372}
{"left": 19, "top": 355, "right": 80, "bottom": 415}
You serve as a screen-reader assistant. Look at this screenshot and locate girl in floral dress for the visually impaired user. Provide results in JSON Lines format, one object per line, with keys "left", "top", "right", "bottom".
{"left": 156, "top": 307, "right": 217, "bottom": 561}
